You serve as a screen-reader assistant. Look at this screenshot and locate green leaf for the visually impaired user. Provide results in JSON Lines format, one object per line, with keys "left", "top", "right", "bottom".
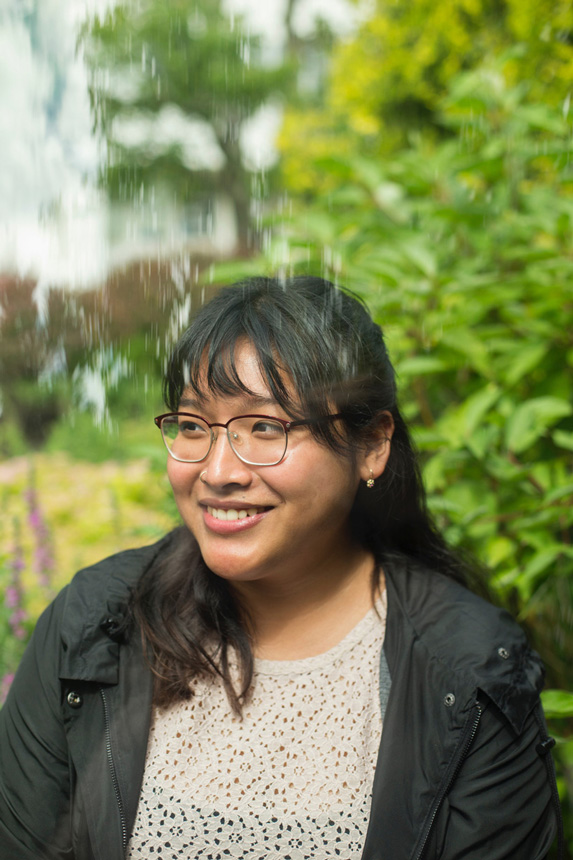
{"left": 505, "top": 397, "right": 573, "bottom": 454}
{"left": 397, "top": 356, "right": 447, "bottom": 376}
{"left": 426, "top": 496, "right": 463, "bottom": 514}
{"left": 410, "top": 426, "right": 445, "bottom": 449}
{"left": 540, "top": 689, "right": 573, "bottom": 719}
{"left": 485, "top": 536, "right": 515, "bottom": 568}
{"left": 423, "top": 452, "right": 449, "bottom": 492}
{"left": 463, "top": 384, "right": 502, "bottom": 436}
{"left": 514, "top": 105, "right": 569, "bottom": 135}
{"left": 440, "top": 329, "right": 491, "bottom": 376}
{"left": 484, "top": 453, "right": 526, "bottom": 482}
{"left": 439, "top": 383, "right": 501, "bottom": 447}
{"left": 400, "top": 240, "right": 437, "bottom": 278}
{"left": 351, "top": 156, "right": 387, "bottom": 191}
{"left": 515, "top": 545, "right": 573, "bottom": 598}
{"left": 313, "top": 155, "right": 353, "bottom": 180}
{"left": 544, "top": 483, "right": 573, "bottom": 506}
{"left": 466, "top": 424, "right": 500, "bottom": 460}
{"left": 553, "top": 430, "right": 573, "bottom": 452}
{"left": 502, "top": 343, "right": 548, "bottom": 387}
{"left": 359, "top": 255, "right": 411, "bottom": 284}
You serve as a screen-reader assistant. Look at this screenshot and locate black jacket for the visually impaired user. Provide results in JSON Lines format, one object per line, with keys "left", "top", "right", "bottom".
{"left": 0, "top": 532, "right": 562, "bottom": 859}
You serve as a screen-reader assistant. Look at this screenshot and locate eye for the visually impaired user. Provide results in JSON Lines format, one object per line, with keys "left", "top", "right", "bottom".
{"left": 179, "top": 418, "right": 208, "bottom": 436}
{"left": 251, "top": 419, "right": 283, "bottom": 437}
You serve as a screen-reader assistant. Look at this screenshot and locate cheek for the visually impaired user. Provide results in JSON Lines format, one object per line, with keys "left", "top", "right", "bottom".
{"left": 284, "top": 451, "right": 360, "bottom": 513}
{"left": 166, "top": 457, "right": 178, "bottom": 491}
{"left": 166, "top": 458, "right": 195, "bottom": 496}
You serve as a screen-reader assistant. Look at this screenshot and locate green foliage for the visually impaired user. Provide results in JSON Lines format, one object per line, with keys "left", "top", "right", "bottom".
{"left": 331, "top": 0, "right": 573, "bottom": 137}
{"left": 278, "top": 0, "right": 573, "bottom": 194}
{"left": 542, "top": 690, "right": 573, "bottom": 719}
{"left": 43, "top": 409, "right": 159, "bottom": 463}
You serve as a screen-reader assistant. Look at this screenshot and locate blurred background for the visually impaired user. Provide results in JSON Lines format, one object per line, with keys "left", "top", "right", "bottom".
{"left": 1, "top": 0, "right": 572, "bottom": 849}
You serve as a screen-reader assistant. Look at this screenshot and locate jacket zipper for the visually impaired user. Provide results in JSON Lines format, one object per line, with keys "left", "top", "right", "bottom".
{"left": 100, "top": 687, "right": 128, "bottom": 853}
{"left": 415, "top": 699, "right": 483, "bottom": 860}
{"left": 533, "top": 706, "right": 565, "bottom": 860}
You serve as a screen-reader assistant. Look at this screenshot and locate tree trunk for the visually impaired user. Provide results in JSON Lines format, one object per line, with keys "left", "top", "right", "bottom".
{"left": 218, "top": 138, "right": 253, "bottom": 256}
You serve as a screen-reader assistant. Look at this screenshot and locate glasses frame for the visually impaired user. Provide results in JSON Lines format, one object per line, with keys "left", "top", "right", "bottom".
{"left": 154, "top": 411, "right": 344, "bottom": 466}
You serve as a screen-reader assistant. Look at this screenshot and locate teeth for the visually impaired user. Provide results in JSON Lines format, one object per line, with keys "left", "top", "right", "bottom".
{"left": 208, "top": 506, "right": 262, "bottom": 521}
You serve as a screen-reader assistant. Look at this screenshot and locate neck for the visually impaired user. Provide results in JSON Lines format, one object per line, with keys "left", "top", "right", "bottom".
{"left": 230, "top": 541, "right": 380, "bottom": 660}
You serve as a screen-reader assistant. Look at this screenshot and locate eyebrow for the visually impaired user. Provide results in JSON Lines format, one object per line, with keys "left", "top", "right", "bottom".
{"left": 178, "top": 394, "right": 280, "bottom": 411}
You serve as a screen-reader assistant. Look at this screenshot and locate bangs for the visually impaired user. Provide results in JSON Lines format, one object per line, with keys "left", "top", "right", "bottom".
{"left": 175, "top": 338, "right": 300, "bottom": 418}
{"left": 165, "top": 292, "right": 317, "bottom": 420}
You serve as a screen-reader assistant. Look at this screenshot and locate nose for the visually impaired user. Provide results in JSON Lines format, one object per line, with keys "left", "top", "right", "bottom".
{"left": 200, "top": 428, "right": 252, "bottom": 487}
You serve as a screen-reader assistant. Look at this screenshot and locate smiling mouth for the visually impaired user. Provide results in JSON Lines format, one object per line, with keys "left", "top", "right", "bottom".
{"left": 207, "top": 506, "right": 268, "bottom": 521}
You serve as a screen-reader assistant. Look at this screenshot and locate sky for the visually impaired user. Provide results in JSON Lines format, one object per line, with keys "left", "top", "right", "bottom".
{"left": 0, "top": 0, "right": 116, "bottom": 287}
{"left": 0, "top": 0, "right": 356, "bottom": 288}
{"left": 0, "top": 0, "right": 111, "bottom": 223}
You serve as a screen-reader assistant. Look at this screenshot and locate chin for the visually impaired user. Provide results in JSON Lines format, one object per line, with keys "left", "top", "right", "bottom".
{"left": 199, "top": 551, "right": 264, "bottom": 583}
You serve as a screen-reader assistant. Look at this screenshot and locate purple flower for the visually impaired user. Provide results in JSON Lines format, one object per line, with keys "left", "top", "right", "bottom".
{"left": 28, "top": 510, "right": 41, "bottom": 529}
{"left": 8, "top": 602, "right": 27, "bottom": 639}
{"left": 5, "top": 586, "right": 20, "bottom": 609}
{"left": 11, "top": 555, "right": 25, "bottom": 573}
{"left": 25, "top": 483, "right": 54, "bottom": 589}
{"left": 6, "top": 518, "right": 27, "bottom": 638}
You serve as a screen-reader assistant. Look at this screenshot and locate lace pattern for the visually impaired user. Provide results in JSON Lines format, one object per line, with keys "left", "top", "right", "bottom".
{"left": 128, "top": 592, "right": 387, "bottom": 859}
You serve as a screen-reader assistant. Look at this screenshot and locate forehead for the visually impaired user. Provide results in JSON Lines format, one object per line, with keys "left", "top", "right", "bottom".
{"left": 180, "top": 340, "right": 289, "bottom": 410}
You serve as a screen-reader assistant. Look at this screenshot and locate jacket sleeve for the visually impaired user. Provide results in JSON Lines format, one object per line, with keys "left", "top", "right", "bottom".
{"left": 0, "top": 592, "right": 74, "bottom": 860}
{"left": 432, "top": 697, "right": 559, "bottom": 860}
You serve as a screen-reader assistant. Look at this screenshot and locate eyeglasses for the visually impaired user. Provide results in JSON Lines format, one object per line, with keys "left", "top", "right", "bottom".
{"left": 154, "top": 412, "right": 343, "bottom": 466}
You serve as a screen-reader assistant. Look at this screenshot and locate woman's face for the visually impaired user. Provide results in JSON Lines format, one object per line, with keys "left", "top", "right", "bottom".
{"left": 166, "top": 341, "right": 387, "bottom": 589}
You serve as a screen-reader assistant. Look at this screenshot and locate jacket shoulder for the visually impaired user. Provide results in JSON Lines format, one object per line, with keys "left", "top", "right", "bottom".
{"left": 66, "top": 530, "right": 175, "bottom": 604}
{"left": 384, "top": 556, "right": 545, "bottom": 733}
{"left": 386, "top": 557, "right": 520, "bottom": 644}
{"left": 57, "top": 530, "right": 177, "bottom": 683}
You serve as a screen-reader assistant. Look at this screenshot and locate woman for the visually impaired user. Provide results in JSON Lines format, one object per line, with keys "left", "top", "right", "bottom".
{"left": 0, "top": 276, "right": 563, "bottom": 859}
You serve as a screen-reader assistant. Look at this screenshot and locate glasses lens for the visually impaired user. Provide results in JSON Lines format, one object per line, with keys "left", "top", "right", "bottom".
{"left": 228, "top": 417, "right": 287, "bottom": 465}
{"left": 161, "top": 415, "right": 211, "bottom": 462}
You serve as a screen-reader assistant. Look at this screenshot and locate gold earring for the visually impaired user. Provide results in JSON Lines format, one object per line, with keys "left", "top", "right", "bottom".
{"left": 366, "top": 470, "right": 375, "bottom": 489}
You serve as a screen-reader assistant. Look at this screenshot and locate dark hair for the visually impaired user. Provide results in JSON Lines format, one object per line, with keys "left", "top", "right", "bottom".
{"left": 132, "top": 276, "right": 470, "bottom": 712}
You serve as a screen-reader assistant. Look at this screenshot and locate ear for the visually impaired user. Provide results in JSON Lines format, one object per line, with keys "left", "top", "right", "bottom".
{"left": 358, "top": 411, "right": 394, "bottom": 483}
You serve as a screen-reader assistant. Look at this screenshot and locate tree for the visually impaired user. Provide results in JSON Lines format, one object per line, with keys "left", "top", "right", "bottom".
{"left": 84, "top": 0, "right": 292, "bottom": 252}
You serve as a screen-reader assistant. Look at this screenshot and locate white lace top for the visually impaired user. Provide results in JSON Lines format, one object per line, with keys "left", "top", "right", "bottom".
{"left": 128, "top": 592, "right": 387, "bottom": 860}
